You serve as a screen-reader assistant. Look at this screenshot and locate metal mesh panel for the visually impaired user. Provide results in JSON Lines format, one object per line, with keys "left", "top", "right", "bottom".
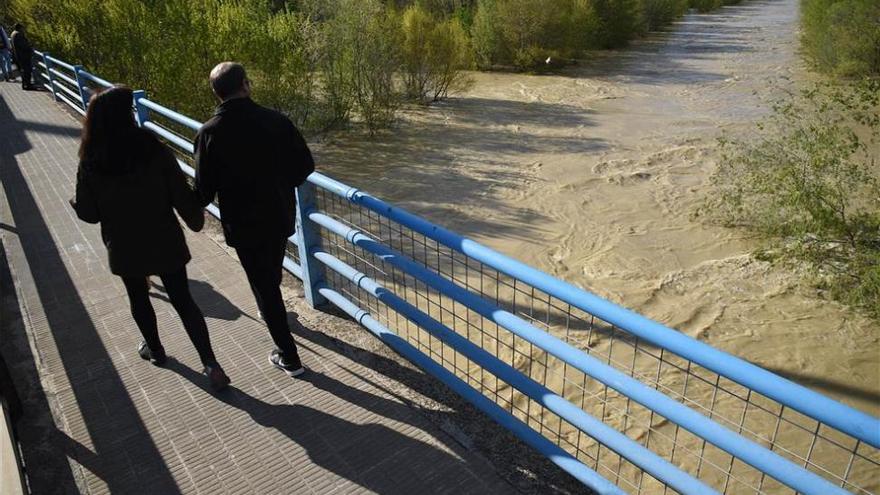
{"left": 310, "top": 187, "right": 879, "bottom": 495}
{"left": 35, "top": 63, "right": 83, "bottom": 110}
{"left": 285, "top": 234, "right": 301, "bottom": 267}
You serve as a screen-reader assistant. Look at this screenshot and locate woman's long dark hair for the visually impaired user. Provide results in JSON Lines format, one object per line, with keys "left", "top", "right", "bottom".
{"left": 79, "top": 85, "right": 155, "bottom": 174}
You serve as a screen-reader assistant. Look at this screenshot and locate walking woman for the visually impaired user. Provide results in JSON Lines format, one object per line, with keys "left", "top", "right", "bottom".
{"left": 71, "top": 86, "right": 230, "bottom": 390}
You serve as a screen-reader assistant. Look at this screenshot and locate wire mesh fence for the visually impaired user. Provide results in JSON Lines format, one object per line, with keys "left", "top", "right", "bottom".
{"left": 33, "top": 55, "right": 84, "bottom": 112}
{"left": 308, "top": 186, "right": 879, "bottom": 495}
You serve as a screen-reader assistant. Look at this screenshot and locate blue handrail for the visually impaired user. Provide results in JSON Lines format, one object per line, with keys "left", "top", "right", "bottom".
{"left": 307, "top": 210, "right": 849, "bottom": 495}
{"left": 312, "top": 247, "right": 717, "bottom": 494}
{"left": 45, "top": 54, "right": 76, "bottom": 72}
{"left": 77, "top": 70, "right": 113, "bottom": 88}
{"left": 138, "top": 98, "right": 202, "bottom": 131}
{"left": 309, "top": 174, "right": 880, "bottom": 450}
{"left": 316, "top": 284, "right": 628, "bottom": 495}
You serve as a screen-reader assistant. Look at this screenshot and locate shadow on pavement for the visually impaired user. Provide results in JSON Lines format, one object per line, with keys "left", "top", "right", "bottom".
{"left": 166, "top": 359, "right": 485, "bottom": 494}
{"left": 0, "top": 92, "right": 181, "bottom": 493}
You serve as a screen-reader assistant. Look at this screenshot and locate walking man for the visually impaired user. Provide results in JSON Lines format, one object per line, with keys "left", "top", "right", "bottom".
{"left": 0, "top": 26, "right": 14, "bottom": 82}
{"left": 195, "top": 62, "right": 314, "bottom": 377}
{"left": 10, "top": 24, "right": 33, "bottom": 90}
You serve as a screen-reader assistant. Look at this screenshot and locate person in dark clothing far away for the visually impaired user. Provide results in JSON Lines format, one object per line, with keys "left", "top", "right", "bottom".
{"left": 10, "top": 23, "right": 33, "bottom": 90}
{"left": 195, "top": 62, "right": 314, "bottom": 378}
{"left": 72, "top": 86, "right": 230, "bottom": 391}
{"left": 0, "top": 26, "right": 14, "bottom": 82}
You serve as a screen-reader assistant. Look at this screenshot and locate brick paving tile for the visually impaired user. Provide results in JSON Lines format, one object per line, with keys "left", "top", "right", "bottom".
{"left": 0, "top": 84, "right": 514, "bottom": 494}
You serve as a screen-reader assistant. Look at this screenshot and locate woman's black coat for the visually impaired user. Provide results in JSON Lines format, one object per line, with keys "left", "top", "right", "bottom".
{"left": 73, "top": 136, "right": 204, "bottom": 277}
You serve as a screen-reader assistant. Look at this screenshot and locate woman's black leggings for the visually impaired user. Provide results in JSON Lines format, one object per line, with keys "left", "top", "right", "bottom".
{"left": 121, "top": 267, "right": 217, "bottom": 366}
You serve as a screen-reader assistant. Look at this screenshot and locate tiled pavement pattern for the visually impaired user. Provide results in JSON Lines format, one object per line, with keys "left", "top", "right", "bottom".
{"left": 0, "top": 83, "right": 513, "bottom": 494}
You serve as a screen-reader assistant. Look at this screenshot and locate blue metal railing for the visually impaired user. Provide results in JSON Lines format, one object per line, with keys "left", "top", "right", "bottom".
{"left": 29, "top": 53, "right": 880, "bottom": 495}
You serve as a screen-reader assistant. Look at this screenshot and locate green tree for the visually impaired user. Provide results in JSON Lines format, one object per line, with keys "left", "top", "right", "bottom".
{"left": 328, "top": 0, "right": 402, "bottom": 132}
{"left": 401, "top": 4, "right": 473, "bottom": 103}
{"left": 592, "top": 0, "right": 640, "bottom": 48}
{"left": 471, "top": 0, "right": 503, "bottom": 68}
{"left": 802, "top": 0, "right": 880, "bottom": 77}
{"left": 471, "top": 0, "right": 599, "bottom": 70}
{"left": 639, "top": 0, "right": 688, "bottom": 32}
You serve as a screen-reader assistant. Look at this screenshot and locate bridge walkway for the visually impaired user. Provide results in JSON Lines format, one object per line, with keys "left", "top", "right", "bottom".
{"left": 0, "top": 82, "right": 513, "bottom": 495}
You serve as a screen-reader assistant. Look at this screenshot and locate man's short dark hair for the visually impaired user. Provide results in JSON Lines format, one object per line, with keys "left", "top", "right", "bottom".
{"left": 210, "top": 62, "right": 247, "bottom": 100}
{"left": 13, "top": 23, "right": 23, "bottom": 31}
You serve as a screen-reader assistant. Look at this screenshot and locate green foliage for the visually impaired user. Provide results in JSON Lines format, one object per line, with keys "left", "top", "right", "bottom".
{"left": 471, "top": 0, "right": 503, "bottom": 68}
{"left": 9, "top": 0, "right": 481, "bottom": 133}
{"left": 344, "top": 1, "right": 403, "bottom": 131}
{"left": 471, "top": 0, "right": 699, "bottom": 69}
{"left": 471, "top": 0, "right": 601, "bottom": 70}
{"left": 639, "top": 0, "right": 688, "bottom": 32}
{"left": 7, "top": 0, "right": 746, "bottom": 131}
{"left": 706, "top": 80, "right": 880, "bottom": 318}
{"left": 801, "top": 0, "right": 880, "bottom": 77}
{"left": 592, "top": 0, "right": 640, "bottom": 48}
{"left": 401, "top": 5, "right": 474, "bottom": 103}
{"left": 496, "top": 0, "right": 566, "bottom": 68}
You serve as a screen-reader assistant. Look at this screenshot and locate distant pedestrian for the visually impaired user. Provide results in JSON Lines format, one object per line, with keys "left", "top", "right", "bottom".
{"left": 0, "top": 26, "right": 14, "bottom": 82}
{"left": 71, "top": 86, "right": 230, "bottom": 391}
{"left": 195, "top": 62, "right": 314, "bottom": 378}
{"left": 10, "top": 23, "right": 33, "bottom": 90}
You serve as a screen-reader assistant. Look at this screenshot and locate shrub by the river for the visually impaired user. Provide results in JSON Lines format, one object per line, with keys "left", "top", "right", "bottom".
{"left": 470, "top": 0, "right": 698, "bottom": 69}
{"left": 639, "top": 0, "right": 689, "bottom": 32}
{"left": 471, "top": 0, "right": 602, "bottom": 70}
{"left": 801, "top": 0, "right": 880, "bottom": 77}
{"left": 401, "top": 4, "right": 474, "bottom": 104}
{"left": 706, "top": 80, "right": 880, "bottom": 319}
{"left": 323, "top": 0, "right": 403, "bottom": 132}
{"left": 592, "top": 0, "right": 641, "bottom": 48}
{"left": 7, "top": 0, "right": 755, "bottom": 130}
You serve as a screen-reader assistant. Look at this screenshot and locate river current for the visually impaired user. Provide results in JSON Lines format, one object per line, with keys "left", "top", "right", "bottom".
{"left": 316, "top": 0, "right": 879, "bottom": 422}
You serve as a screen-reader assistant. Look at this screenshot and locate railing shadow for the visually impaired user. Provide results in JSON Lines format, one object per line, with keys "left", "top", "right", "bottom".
{"left": 764, "top": 367, "right": 880, "bottom": 405}
{"left": 0, "top": 92, "right": 181, "bottom": 493}
{"left": 287, "top": 310, "right": 590, "bottom": 494}
{"left": 164, "top": 358, "right": 491, "bottom": 494}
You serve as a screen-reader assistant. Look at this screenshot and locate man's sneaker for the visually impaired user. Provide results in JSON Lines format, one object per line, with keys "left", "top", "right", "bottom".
{"left": 138, "top": 341, "right": 167, "bottom": 366}
{"left": 268, "top": 350, "right": 305, "bottom": 377}
{"left": 203, "top": 364, "right": 231, "bottom": 391}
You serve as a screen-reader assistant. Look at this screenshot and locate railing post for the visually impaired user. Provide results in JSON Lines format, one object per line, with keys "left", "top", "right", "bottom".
{"left": 41, "top": 52, "right": 59, "bottom": 101}
{"left": 72, "top": 65, "right": 90, "bottom": 110}
{"left": 132, "top": 90, "right": 149, "bottom": 127}
{"left": 295, "top": 182, "right": 326, "bottom": 308}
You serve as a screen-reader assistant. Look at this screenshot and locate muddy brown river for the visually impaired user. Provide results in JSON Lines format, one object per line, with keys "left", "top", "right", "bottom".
{"left": 315, "top": 0, "right": 878, "bottom": 455}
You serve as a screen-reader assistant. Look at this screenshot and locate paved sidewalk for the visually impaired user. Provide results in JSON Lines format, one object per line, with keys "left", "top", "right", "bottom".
{"left": 0, "top": 83, "right": 512, "bottom": 495}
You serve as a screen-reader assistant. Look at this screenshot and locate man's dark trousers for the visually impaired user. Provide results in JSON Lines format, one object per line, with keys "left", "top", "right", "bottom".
{"left": 19, "top": 61, "right": 31, "bottom": 89}
{"left": 235, "top": 238, "right": 298, "bottom": 356}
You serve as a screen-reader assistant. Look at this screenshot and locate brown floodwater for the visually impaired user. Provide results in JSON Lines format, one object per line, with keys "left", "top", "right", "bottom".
{"left": 313, "top": 0, "right": 878, "bottom": 478}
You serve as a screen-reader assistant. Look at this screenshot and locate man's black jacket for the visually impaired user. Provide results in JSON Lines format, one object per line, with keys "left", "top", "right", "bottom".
{"left": 10, "top": 30, "right": 32, "bottom": 66}
{"left": 194, "top": 97, "right": 315, "bottom": 247}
